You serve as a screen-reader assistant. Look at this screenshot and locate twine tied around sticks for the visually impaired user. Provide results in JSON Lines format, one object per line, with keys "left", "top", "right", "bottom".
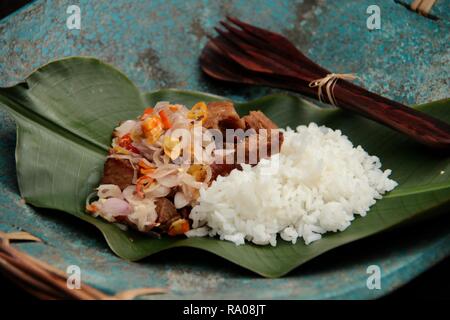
{"left": 309, "top": 73, "right": 359, "bottom": 107}
{"left": 0, "top": 230, "right": 168, "bottom": 300}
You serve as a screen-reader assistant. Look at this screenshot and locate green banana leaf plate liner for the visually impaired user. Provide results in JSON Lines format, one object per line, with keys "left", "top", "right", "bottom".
{"left": 0, "top": 57, "right": 449, "bottom": 277}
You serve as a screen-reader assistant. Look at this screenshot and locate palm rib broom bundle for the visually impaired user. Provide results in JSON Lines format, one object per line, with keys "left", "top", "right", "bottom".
{"left": 0, "top": 231, "right": 167, "bottom": 299}
{"left": 200, "top": 17, "right": 450, "bottom": 151}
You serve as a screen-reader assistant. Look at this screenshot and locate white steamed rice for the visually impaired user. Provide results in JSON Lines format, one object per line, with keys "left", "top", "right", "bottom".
{"left": 187, "top": 123, "right": 398, "bottom": 246}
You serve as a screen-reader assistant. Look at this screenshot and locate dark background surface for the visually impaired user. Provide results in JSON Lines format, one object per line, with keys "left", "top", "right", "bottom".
{"left": 1, "top": 0, "right": 449, "bottom": 300}
{"left": 0, "top": 0, "right": 32, "bottom": 19}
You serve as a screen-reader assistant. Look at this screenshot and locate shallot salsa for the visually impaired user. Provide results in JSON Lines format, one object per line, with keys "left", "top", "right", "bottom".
{"left": 86, "top": 101, "right": 283, "bottom": 237}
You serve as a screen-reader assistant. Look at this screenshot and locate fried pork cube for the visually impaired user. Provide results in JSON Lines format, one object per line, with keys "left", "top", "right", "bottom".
{"left": 242, "top": 110, "right": 279, "bottom": 132}
{"left": 208, "top": 108, "right": 284, "bottom": 180}
{"left": 100, "top": 158, "right": 134, "bottom": 190}
{"left": 203, "top": 101, "right": 245, "bottom": 131}
{"left": 155, "top": 198, "right": 180, "bottom": 231}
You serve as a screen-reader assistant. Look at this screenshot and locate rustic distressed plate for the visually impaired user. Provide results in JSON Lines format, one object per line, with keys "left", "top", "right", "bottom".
{"left": 0, "top": 58, "right": 449, "bottom": 299}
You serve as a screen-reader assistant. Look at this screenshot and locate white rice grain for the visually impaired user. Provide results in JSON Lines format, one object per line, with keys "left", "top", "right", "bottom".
{"left": 188, "top": 123, "right": 398, "bottom": 246}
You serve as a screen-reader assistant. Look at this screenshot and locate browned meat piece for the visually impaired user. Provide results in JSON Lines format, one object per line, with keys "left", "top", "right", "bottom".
{"left": 203, "top": 101, "right": 245, "bottom": 131}
{"left": 209, "top": 163, "right": 241, "bottom": 182}
{"left": 155, "top": 198, "right": 180, "bottom": 230}
{"left": 208, "top": 109, "right": 284, "bottom": 179}
{"left": 238, "top": 110, "right": 284, "bottom": 164}
{"left": 178, "top": 206, "right": 192, "bottom": 220}
{"left": 242, "top": 111, "right": 279, "bottom": 132}
{"left": 271, "top": 131, "right": 284, "bottom": 155}
{"left": 209, "top": 131, "right": 283, "bottom": 179}
{"left": 101, "top": 158, "right": 134, "bottom": 190}
{"left": 235, "top": 131, "right": 284, "bottom": 164}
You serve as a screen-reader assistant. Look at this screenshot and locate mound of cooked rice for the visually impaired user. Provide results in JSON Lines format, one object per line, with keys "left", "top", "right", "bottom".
{"left": 187, "top": 123, "right": 398, "bottom": 246}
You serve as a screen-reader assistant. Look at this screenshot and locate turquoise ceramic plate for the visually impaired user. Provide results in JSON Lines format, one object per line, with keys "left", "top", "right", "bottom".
{"left": 1, "top": 0, "right": 449, "bottom": 299}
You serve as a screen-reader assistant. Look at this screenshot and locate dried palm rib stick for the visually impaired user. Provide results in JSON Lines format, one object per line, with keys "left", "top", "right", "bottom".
{"left": 0, "top": 231, "right": 168, "bottom": 300}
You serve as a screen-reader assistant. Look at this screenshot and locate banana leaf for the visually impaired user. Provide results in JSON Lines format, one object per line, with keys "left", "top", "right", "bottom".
{"left": 0, "top": 57, "right": 449, "bottom": 277}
